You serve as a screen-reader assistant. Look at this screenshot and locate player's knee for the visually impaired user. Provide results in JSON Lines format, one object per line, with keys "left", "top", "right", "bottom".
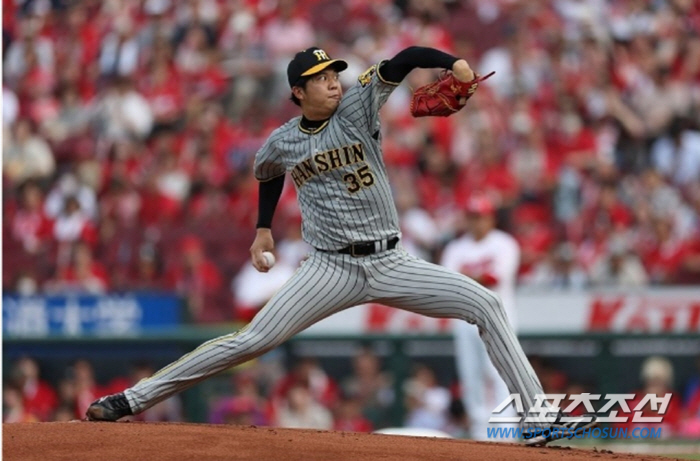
{"left": 455, "top": 283, "right": 506, "bottom": 322}
{"left": 461, "top": 277, "right": 501, "bottom": 303}
{"left": 486, "top": 290, "right": 505, "bottom": 312}
{"left": 231, "top": 329, "right": 278, "bottom": 356}
{"left": 483, "top": 290, "right": 507, "bottom": 320}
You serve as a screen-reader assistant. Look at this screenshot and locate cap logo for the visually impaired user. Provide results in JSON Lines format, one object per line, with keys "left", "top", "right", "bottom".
{"left": 312, "top": 49, "right": 330, "bottom": 61}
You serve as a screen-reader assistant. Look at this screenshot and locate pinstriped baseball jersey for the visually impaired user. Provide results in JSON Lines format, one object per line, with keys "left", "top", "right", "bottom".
{"left": 254, "top": 62, "right": 401, "bottom": 250}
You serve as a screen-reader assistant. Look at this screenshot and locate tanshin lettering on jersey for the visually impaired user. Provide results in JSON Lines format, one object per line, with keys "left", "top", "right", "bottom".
{"left": 291, "top": 143, "right": 366, "bottom": 187}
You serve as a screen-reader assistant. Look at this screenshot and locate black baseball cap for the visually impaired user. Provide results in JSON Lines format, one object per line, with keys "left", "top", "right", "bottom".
{"left": 287, "top": 47, "right": 348, "bottom": 88}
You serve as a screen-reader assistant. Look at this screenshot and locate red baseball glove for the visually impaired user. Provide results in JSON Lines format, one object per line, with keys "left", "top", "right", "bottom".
{"left": 410, "top": 70, "right": 495, "bottom": 117}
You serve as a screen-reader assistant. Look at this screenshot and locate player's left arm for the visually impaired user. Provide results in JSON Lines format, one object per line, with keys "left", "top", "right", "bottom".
{"left": 338, "top": 46, "right": 475, "bottom": 132}
{"left": 378, "top": 46, "right": 474, "bottom": 84}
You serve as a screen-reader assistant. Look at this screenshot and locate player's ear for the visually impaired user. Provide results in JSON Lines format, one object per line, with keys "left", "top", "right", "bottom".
{"left": 291, "top": 86, "right": 305, "bottom": 103}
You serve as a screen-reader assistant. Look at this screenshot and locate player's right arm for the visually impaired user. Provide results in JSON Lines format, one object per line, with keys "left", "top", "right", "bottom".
{"left": 251, "top": 133, "right": 286, "bottom": 273}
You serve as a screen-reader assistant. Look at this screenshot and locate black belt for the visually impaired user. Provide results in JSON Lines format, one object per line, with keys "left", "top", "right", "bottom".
{"left": 319, "top": 236, "right": 399, "bottom": 257}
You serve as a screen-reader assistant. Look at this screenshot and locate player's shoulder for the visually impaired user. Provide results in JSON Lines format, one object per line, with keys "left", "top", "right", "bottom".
{"left": 357, "top": 63, "right": 379, "bottom": 88}
{"left": 264, "top": 117, "right": 302, "bottom": 143}
{"left": 272, "top": 117, "right": 301, "bottom": 137}
{"left": 341, "top": 60, "right": 396, "bottom": 100}
{"left": 357, "top": 59, "right": 399, "bottom": 88}
{"left": 489, "top": 229, "right": 519, "bottom": 247}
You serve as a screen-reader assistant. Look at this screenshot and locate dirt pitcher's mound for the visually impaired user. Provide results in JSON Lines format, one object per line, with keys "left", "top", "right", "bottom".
{"left": 2, "top": 422, "right": 673, "bottom": 461}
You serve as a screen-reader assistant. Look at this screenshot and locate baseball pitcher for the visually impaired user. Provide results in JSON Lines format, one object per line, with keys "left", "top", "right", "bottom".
{"left": 86, "top": 46, "right": 596, "bottom": 446}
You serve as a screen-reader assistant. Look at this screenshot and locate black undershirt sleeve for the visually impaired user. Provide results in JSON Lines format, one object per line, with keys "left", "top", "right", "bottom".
{"left": 256, "top": 174, "right": 285, "bottom": 229}
{"left": 379, "top": 46, "right": 459, "bottom": 83}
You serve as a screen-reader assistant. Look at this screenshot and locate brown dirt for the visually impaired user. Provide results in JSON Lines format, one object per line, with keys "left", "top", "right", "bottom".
{"left": 2, "top": 422, "right": 675, "bottom": 461}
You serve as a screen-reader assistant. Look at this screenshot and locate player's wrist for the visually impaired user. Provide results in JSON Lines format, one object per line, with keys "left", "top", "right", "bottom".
{"left": 452, "top": 60, "right": 474, "bottom": 81}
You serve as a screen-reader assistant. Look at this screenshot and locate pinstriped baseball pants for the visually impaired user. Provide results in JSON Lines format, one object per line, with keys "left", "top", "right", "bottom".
{"left": 125, "top": 247, "right": 547, "bottom": 428}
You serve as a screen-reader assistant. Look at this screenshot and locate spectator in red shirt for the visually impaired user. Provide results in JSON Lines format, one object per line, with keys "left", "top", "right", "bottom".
{"left": 642, "top": 216, "right": 687, "bottom": 284}
{"left": 581, "top": 183, "right": 634, "bottom": 235}
{"left": 52, "top": 3, "right": 101, "bottom": 70}
{"left": 333, "top": 395, "right": 373, "bottom": 433}
{"left": 416, "top": 141, "right": 463, "bottom": 222}
{"left": 3, "top": 384, "right": 40, "bottom": 423}
{"left": 99, "top": 178, "right": 142, "bottom": 227}
{"left": 677, "top": 234, "right": 700, "bottom": 284}
{"left": 10, "top": 180, "right": 53, "bottom": 254}
{"left": 462, "top": 129, "right": 520, "bottom": 209}
{"left": 166, "top": 235, "right": 224, "bottom": 323}
{"left": 20, "top": 50, "right": 59, "bottom": 127}
{"left": 546, "top": 104, "right": 598, "bottom": 174}
{"left": 511, "top": 208, "right": 556, "bottom": 279}
{"left": 127, "top": 243, "right": 167, "bottom": 291}
{"left": 189, "top": 48, "right": 228, "bottom": 101}
{"left": 139, "top": 55, "right": 184, "bottom": 131}
{"left": 45, "top": 241, "right": 109, "bottom": 294}
{"left": 9, "top": 356, "right": 57, "bottom": 421}
{"left": 273, "top": 358, "right": 340, "bottom": 409}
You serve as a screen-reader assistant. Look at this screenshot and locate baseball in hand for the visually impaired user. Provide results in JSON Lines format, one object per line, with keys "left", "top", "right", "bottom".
{"left": 262, "top": 251, "right": 276, "bottom": 268}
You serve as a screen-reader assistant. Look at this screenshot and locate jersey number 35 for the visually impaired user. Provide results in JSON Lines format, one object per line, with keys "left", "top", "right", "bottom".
{"left": 343, "top": 165, "right": 375, "bottom": 193}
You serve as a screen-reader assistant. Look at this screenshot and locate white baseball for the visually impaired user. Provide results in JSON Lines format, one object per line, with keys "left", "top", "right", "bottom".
{"left": 262, "top": 251, "right": 276, "bottom": 268}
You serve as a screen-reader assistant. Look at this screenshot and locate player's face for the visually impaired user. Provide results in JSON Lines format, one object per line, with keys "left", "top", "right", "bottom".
{"left": 467, "top": 213, "right": 494, "bottom": 239}
{"left": 297, "top": 69, "right": 343, "bottom": 118}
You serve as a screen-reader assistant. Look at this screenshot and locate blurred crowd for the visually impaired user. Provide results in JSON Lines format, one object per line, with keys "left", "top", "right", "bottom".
{"left": 5, "top": 352, "right": 700, "bottom": 440}
{"left": 4, "top": 0, "right": 700, "bottom": 322}
{"left": 1, "top": 351, "right": 398, "bottom": 431}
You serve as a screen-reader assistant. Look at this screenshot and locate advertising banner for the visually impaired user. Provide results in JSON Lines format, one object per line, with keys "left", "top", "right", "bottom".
{"left": 2, "top": 293, "right": 181, "bottom": 337}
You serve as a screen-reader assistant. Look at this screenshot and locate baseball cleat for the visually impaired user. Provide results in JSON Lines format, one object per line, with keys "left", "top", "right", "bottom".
{"left": 86, "top": 393, "right": 133, "bottom": 421}
{"left": 523, "top": 412, "right": 599, "bottom": 446}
